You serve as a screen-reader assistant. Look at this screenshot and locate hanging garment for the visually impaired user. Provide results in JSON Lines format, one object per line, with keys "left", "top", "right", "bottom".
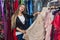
{"left": 21, "top": 0, "right": 25, "bottom": 4}
{"left": 12, "top": 29, "right": 18, "bottom": 40}
{"left": 52, "top": 11, "right": 60, "bottom": 40}
{"left": 27, "top": 0, "right": 33, "bottom": 25}
{"left": 6, "top": 0, "right": 13, "bottom": 40}
{"left": 52, "top": 12, "right": 60, "bottom": 30}
{"left": 12, "top": 0, "right": 18, "bottom": 40}
{"left": 50, "top": 9, "right": 59, "bottom": 40}
{"left": 13, "top": 0, "right": 18, "bottom": 12}
{"left": 44, "top": 9, "right": 54, "bottom": 40}
{"left": 1, "top": 0, "right": 11, "bottom": 40}
{"left": 0, "top": 0, "right": 5, "bottom": 40}
{"left": 24, "top": 7, "right": 48, "bottom": 40}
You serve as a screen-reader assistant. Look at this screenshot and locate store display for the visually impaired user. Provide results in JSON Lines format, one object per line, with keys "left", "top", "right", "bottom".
{"left": 1, "top": 0, "right": 58, "bottom": 40}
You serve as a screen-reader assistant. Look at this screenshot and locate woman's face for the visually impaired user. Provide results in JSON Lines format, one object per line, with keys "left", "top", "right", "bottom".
{"left": 19, "top": 5, "right": 25, "bottom": 12}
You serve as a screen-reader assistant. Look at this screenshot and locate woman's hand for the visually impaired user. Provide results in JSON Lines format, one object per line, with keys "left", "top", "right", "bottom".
{"left": 21, "top": 30, "right": 26, "bottom": 34}
{"left": 33, "top": 12, "right": 40, "bottom": 16}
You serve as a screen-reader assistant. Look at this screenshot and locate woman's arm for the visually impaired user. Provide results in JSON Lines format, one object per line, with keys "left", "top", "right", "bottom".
{"left": 25, "top": 14, "right": 34, "bottom": 18}
{"left": 16, "top": 27, "right": 26, "bottom": 34}
{"left": 26, "top": 12, "right": 40, "bottom": 18}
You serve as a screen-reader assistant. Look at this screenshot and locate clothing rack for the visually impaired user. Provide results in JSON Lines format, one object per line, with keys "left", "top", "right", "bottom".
{"left": 50, "top": 6, "right": 60, "bottom": 9}
{"left": 47, "top": 0, "right": 60, "bottom": 8}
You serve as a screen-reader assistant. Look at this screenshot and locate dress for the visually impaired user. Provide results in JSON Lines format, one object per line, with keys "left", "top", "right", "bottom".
{"left": 44, "top": 10, "right": 54, "bottom": 40}
{"left": 25, "top": 7, "right": 48, "bottom": 40}
{"left": 52, "top": 11, "right": 60, "bottom": 40}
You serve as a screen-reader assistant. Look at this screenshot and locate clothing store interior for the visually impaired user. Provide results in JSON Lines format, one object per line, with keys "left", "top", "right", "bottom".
{"left": 0, "top": 0, "right": 60, "bottom": 40}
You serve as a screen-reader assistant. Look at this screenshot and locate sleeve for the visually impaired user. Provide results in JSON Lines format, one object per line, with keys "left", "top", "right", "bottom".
{"left": 25, "top": 14, "right": 34, "bottom": 18}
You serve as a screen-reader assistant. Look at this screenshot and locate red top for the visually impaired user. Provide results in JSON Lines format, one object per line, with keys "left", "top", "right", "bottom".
{"left": 52, "top": 12, "right": 60, "bottom": 30}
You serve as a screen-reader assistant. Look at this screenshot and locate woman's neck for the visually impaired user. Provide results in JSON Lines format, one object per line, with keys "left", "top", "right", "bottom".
{"left": 18, "top": 11, "right": 23, "bottom": 16}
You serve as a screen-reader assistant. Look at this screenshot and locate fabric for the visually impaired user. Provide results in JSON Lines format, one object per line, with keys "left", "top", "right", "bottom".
{"left": 52, "top": 11, "right": 60, "bottom": 40}
{"left": 0, "top": 0, "right": 4, "bottom": 40}
{"left": 12, "top": 29, "right": 18, "bottom": 40}
{"left": 27, "top": 0, "right": 33, "bottom": 25}
{"left": 16, "top": 32, "right": 22, "bottom": 36}
{"left": 16, "top": 15, "right": 25, "bottom": 35}
{"left": 21, "top": 0, "right": 25, "bottom": 4}
{"left": 23, "top": 34, "right": 29, "bottom": 40}
{"left": 13, "top": 0, "right": 18, "bottom": 12}
{"left": 44, "top": 9, "right": 54, "bottom": 40}
{"left": 17, "top": 34, "right": 23, "bottom": 40}
{"left": 52, "top": 12, "right": 60, "bottom": 30}
{"left": 13, "top": 0, "right": 19, "bottom": 40}
{"left": 18, "top": 15, "right": 25, "bottom": 24}
{"left": 25, "top": 7, "right": 48, "bottom": 40}
{"left": 50, "top": 25, "right": 55, "bottom": 40}
{"left": 16, "top": 14, "right": 34, "bottom": 30}
{"left": 16, "top": 17, "right": 27, "bottom": 30}
{"left": 5, "top": 0, "right": 12, "bottom": 40}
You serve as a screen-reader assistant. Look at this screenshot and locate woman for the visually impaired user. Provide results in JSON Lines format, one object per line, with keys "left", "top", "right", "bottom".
{"left": 11, "top": 4, "right": 38, "bottom": 40}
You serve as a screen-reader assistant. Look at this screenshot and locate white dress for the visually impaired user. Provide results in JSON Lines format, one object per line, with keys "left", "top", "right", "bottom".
{"left": 24, "top": 7, "right": 48, "bottom": 40}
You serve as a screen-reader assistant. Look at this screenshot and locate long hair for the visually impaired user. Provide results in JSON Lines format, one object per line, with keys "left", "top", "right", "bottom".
{"left": 11, "top": 4, "right": 26, "bottom": 29}
{"left": 11, "top": 8, "right": 19, "bottom": 29}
